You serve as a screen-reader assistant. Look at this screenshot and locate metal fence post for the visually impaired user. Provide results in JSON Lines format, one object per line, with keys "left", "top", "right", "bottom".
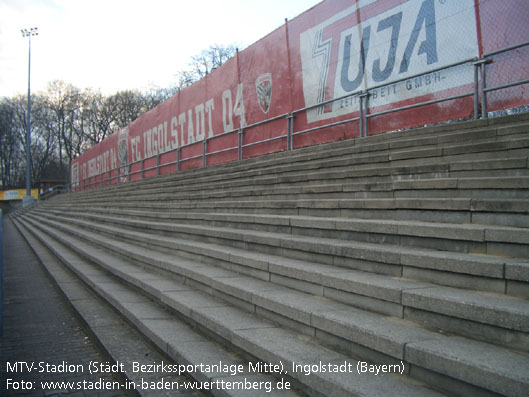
{"left": 157, "top": 154, "right": 161, "bottom": 176}
{"left": 473, "top": 61, "right": 480, "bottom": 119}
{"left": 287, "top": 114, "right": 295, "bottom": 151}
{"left": 473, "top": 58, "right": 491, "bottom": 119}
{"left": 203, "top": 139, "right": 208, "bottom": 167}
{"left": 238, "top": 129, "right": 244, "bottom": 160}
{"left": 481, "top": 61, "right": 488, "bottom": 119}
{"left": 286, "top": 115, "right": 291, "bottom": 151}
{"left": 359, "top": 93, "right": 365, "bottom": 137}
{"left": 359, "top": 92, "right": 369, "bottom": 137}
{"left": 177, "top": 148, "right": 181, "bottom": 172}
{"left": 364, "top": 92, "right": 369, "bottom": 137}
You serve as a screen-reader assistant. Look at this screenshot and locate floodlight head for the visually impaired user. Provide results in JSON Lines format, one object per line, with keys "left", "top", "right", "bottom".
{"left": 21, "top": 27, "right": 38, "bottom": 37}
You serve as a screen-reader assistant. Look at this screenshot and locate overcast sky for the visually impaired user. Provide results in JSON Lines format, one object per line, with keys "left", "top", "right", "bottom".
{"left": 0, "top": 0, "right": 321, "bottom": 98}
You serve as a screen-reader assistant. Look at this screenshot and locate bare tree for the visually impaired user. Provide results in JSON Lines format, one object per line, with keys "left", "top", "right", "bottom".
{"left": 0, "top": 43, "right": 241, "bottom": 189}
{"left": 107, "top": 89, "right": 147, "bottom": 130}
{"left": 175, "top": 70, "right": 197, "bottom": 89}
{"left": 143, "top": 85, "right": 180, "bottom": 109}
{"left": 0, "top": 94, "right": 60, "bottom": 188}
{"left": 77, "top": 89, "right": 115, "bottom": 147}
{"left": 0, "top": 98, "right": 24, "bottom": 188}
{"left": 29, "top": 95, "right": 59, "bottom": 182}
{"left": 43, "top": 80, "right": 81, "bottom": 165}
{"left": 175, "top": 43, "right": 238, "bottom": 89}
{"left": 191, "top": 43, "right": 237, "bottom": 77}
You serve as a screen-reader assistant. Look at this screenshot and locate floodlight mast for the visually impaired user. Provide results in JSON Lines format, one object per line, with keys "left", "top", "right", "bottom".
{"left": 21, "top": 27, "right": 38, "bottom": 199}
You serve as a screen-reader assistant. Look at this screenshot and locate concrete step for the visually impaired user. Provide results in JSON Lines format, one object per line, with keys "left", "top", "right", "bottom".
{"left": 143, "top": 175, "right": 528, "bottom": 202}
{"left": 36, "top": 207, "right": 529, "bottom": 267}
{"left": 14, "top": 217, "right": 306, "bottom": 397}
{"left": 24, "top": 212, "right": 529, "bottom": 349}
{"left": 12, "top": 218, "right": 206, "bottom": 397}
{"left": 32, "top": 209, "right": 529, "bottom": 350}
{"left": 55, "top": 176, "right": 529, "bottom": 208}
{"left": 50, "top": 124, "right": 529, "bottom": 206}
{"left": 19, "top": 214, "right": 529, "bottom": 397}
{"left": 31, "top": 211, "right": 528, "bottom": 283}
{"left": 17, "top": 114, "right": 529, "bottom": 396}
{"left": 61, "top": 149, "right": 529, "bottom": 221}
{"left": 42, "top": 192, "right": 529, "bottom": 229}
{"left": 71, "top": 157, "right": 528, "bottom": 207}
{"left": 65, "top": 151, "right": 529, "bottom": 205}
{"left": 15, "top": 216, "right": 443, "bottom": 397}
{"left": 50, "top": 197, "right": 529, "bottom": 228}
{"left": 64, "top": 118, "right": 529, "bottom": 201}
{"left": 389, "top": 135, "right": 529, "bottom": 164}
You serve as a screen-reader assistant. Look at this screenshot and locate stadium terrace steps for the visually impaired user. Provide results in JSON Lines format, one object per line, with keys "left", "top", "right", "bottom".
{"left": 61, "top": 143, "right": 529, "bottom": 203}
{"left": 13, "top": 216, "right": 441, "bottom": 397}
{"left": 53, "top": 116, "right": 529, "bottom": 204}
{"left": 13, "top": 114, "right": 529, "bottom": 396}
{"left": 51, "top": 176, "right": 529, "bottom": 202}
{"left": 14, "top": 213, "right": 529, "bottom": 397}
{"left": 21, "top": 211, "right": 529, "bottom": 344}
{"left": 12, "top": 219, "right": 208, "bottom": 397}
{"left": 12, "top": 218, "right": 302, "bottom": 397}
{"left": 31, "top": 207, "right": 529, "bottom": 258}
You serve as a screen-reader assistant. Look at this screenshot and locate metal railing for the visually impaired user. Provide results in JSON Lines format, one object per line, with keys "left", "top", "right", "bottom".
{"left": 39, "top": 184, "right": 69, "bottom": 201}
{"left": 74, "top": 40, "right": 529, "bottom": 191}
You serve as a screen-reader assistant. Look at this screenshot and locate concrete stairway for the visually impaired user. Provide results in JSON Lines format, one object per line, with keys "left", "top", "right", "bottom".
{"left": 13, "top": 114, "right": 529, "bottom": 396}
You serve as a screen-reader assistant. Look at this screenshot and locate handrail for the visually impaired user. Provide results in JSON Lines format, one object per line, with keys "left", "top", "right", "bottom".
{"left": 483, "top": 39, "right": 529, "bottom": 58}
{"left": 40, "top": 184, "right": 69, "bottom": 200}
{"left": 73, "top": 41, "right": 529, "bottom": 191}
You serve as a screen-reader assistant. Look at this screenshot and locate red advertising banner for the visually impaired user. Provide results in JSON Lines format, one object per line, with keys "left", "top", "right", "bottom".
{"left": 71, "top": 0, "right": 529, "bottom": 190}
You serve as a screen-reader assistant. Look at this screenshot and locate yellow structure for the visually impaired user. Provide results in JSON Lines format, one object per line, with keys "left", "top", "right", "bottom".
{"left": 1, "top": 189, "right": 39, "bottom": 201}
